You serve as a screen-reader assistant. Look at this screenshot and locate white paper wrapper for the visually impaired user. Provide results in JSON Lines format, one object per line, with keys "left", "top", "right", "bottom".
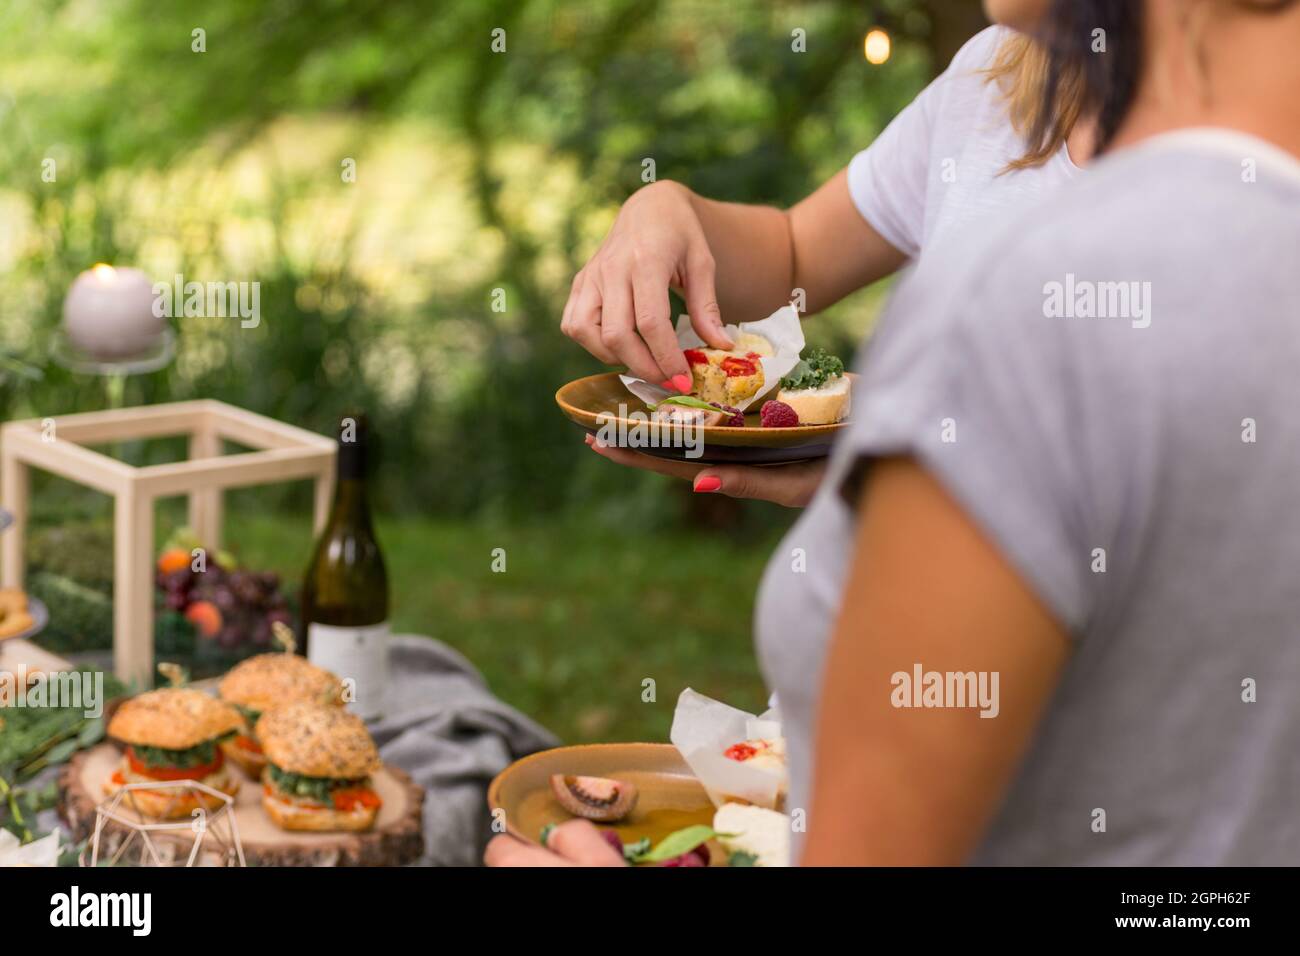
{"left": 0, "top": 829, "right": 60, "bottom": 867}
{"left": 669, "top": 688, "right": 787, "bottom": 810}
{"left": 620, "top": 303, "right": 805, "bottom": 412}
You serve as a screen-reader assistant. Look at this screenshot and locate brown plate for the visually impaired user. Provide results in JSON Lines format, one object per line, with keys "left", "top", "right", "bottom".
{"left": 488, "top": 743, "right": 715, "bottom": 850}
{"left": 556, "top": 372, "right": 851, "bottom": 464}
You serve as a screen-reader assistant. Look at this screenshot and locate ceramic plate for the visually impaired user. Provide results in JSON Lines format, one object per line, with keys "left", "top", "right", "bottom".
{"left": 488, "top": 743, "right": 715, "bottom": 849}
{"left": 556, "top": 372, "right": 851, "bottom": 464}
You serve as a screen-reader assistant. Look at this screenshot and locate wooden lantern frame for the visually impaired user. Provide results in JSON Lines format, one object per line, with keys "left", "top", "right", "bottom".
{"left": 0, "top": 399, "right": 335, "bottom": 685}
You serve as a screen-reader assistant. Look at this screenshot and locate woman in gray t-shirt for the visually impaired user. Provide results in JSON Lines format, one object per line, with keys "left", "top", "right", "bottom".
{"left": 770, "top": 0, "right": 1300, "bottom": 865}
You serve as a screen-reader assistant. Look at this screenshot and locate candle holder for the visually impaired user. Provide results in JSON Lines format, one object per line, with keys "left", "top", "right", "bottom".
{"left": 50, "top": 327, "right": 176, "bottom": 409}
{"left": 81, "top": 779, "right": 246, "bottom": 867}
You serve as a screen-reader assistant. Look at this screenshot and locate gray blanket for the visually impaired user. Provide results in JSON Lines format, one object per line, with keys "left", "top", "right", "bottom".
{"left": 370, "top": 635, "right": 560, "bottom": 866}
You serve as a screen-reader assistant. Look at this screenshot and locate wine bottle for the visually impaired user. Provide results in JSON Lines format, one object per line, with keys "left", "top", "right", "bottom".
{"left": 300, "top": 414, "right": 390, "bottom": 720}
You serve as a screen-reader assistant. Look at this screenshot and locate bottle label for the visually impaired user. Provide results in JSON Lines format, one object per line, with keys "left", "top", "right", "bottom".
{"left": 308, "top": 621, "right": 391, "bottom": 721}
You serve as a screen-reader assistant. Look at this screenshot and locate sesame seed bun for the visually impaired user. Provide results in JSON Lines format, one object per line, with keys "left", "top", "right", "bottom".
{"left": 218, "top": 653, "right": 344, "bottom": 713}
{"left": 256, "top": 701, "right": 380, "bottom": 779}
{"left": 107, "top": 688, "right": 244, "bottom": 750}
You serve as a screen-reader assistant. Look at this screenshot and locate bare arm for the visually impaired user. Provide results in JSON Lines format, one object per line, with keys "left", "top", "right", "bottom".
{"left": 562, "top": 169, "right": 907, "bottom": 384}
{"left": 686, "top": 168, "right": 906, "bottom": 319}
{"left": 801, "top": 458, "right": 1069, "bottom": 865}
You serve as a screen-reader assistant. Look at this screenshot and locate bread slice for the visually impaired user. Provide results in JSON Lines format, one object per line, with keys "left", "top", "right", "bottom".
{"left": 713, "top": 802, "right": 791, "bottom": 867}
{"left": 262, "top": 790, "right": 379, "bottom": 832}
{"left": 775, "top": 374, "right": 850, "bottom": 425}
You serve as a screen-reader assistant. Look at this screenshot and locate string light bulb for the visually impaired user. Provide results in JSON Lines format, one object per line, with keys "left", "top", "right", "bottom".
{"left": 864, "top": 28, "right": 891, "bottom": 65}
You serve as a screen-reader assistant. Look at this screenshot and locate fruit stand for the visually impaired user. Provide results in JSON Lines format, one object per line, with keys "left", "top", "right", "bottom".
{"left": 0, "top": 399, "right": 335, "bottom": 685}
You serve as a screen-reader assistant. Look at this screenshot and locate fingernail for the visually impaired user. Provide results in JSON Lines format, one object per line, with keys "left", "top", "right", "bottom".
{"left": 694, "top": 475, "right": 722, "bottom": 493}
{"left": 671, "top": 373, "right": 692, "bottom": 393}
{"left": 659, "top": 379, "right": 675, "bottom": 390}
{"left": 584, "top": 434, "right": 595, "bottom": 446}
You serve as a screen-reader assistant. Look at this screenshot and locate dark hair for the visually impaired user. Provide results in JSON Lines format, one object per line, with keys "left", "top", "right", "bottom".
{"left": 1032, "top": 0, "right": 1142, "bottom": 157}
{"left": 1034, "top": 0, "right": 1300, "bottom": 156}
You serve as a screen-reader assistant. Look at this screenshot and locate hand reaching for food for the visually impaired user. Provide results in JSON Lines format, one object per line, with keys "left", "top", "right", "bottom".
{"left": 484, "top": 818, "right": 627, "bottom": 868}
{"left": 584, "top": 434, "right": 826, "bottom": 508}
{"left": 560, "top": 180, "right": 736, "bottom": 386}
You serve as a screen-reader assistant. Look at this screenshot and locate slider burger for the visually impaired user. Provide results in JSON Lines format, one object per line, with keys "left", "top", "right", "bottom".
{"left": 257, "top": 701, "right": 383, "bottom": 832}
{"left": 217, "top": 653, "right": 343, "bottom": 777}
{"left": 104, "top": 688, "right": 243, "bottom": 818}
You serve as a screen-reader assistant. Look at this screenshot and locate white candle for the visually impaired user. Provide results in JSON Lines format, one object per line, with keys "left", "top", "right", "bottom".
{"left": 63, "top": 264, "right": 167, "bottom": 360}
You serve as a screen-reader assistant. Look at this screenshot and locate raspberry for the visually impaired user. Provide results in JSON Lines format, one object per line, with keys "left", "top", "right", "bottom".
{"left": 760, "top": 400, "right": 799, "bottom": 428}
{"left": 709, "top": 403, "right": 745, "bottom": 427}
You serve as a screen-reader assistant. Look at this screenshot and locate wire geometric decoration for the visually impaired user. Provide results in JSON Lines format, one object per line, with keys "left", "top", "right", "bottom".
{"left": 82, "top": 779, "right": 246, "bottom": 867}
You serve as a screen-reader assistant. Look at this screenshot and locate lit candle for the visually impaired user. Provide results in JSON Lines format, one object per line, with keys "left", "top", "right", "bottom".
{"left": 62, "top": 264, "right": 167, "bottom": 360}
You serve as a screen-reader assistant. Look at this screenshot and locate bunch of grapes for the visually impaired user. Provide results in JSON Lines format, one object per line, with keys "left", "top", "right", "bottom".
{"left": 156, "top": 564, "right": 292, "bottom": 651}
{"left": 202, "top": 569, "right": 292, "bottom": 649}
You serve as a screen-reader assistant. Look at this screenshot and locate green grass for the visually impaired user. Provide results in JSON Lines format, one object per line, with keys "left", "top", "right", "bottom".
{"left": 224, "top": 510, "right": 784, "bottom": 745}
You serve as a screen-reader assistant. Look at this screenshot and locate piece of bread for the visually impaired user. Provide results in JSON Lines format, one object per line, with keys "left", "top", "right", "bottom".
{"left": 713, "top": 803, "right": 791, "bottom": 867}
{"left": 108, "top": 688, "right": 244, "bottom": 750}
{"left": 733, "top": 331, "right": 774, "bottom": 357}
{"left": 775, "top": 374, "right": 851, "bottom": 425}
{"left": 221, "top": 737, "right": 268, "bottom": 778}
{"left": 256, "top": 701, "right": 380, "bottom": 779}
{"left": 218, "top": 653, "right": 344, "bottom": 714}
{"left": 261, "top": 789, "right": 379, "bottom": 832}
{"left": 688, "top": 350, "right": 765, "bottom": 406}
{"left": 103, "top": 763, "right": 239, "bottom": 819}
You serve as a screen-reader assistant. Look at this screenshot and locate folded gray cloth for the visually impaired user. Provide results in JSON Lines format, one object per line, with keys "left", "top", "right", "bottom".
{"left": 369, "top": 635, "right": 560, "bottom": 866}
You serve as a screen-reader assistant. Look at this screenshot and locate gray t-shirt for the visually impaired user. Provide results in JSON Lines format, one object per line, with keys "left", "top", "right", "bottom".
{"left": 755, "top": 129, "right": 1300, "bottom": 865}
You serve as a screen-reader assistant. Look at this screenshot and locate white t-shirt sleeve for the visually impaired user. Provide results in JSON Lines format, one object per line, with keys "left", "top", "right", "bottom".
{"left": 846, "top": 26, "right": 1007, "bottom": 259}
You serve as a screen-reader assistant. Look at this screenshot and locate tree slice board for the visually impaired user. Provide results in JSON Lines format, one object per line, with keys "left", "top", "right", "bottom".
{"left": 59, "top": 743, "right": 425, "bottom": 866}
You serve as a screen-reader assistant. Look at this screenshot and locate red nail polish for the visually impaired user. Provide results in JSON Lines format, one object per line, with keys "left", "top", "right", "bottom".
{"left": 694, "top": 475, "right": 722, "bottom": 493}
{"left": 659, "top": 380, "right": 674, "bottom": 390}
{"left": 584, "top": 434, "right": 594, "bottom": 445}
{"left": 671, "top": 373, "right": 692, "bottom": 393}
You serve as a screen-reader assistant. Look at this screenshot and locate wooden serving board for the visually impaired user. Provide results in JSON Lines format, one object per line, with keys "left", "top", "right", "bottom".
{"left": 59, "top": 743, "right": 425, "bottom": 866}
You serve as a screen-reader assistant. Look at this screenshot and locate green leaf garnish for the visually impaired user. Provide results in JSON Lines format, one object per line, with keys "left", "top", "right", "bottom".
{"left": 728, "top": 851, "right": 758, "bottom": 867}
{"left": 779, "top": 347, "right": 844, "bottom": 390}
{"left": 636, "top": 824, "right": 730, "bottom": 863}
{"left": 621, "top": 837, "right": 650, "bottom": 863}
{"left": 647, "top": 396, "right": 723, "bottom": 413}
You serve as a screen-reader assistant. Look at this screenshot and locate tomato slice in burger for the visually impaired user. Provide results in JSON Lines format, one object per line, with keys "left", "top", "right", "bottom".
{"left": 233, "top": 734, "right": 263, "bottom": 754}
{"left": 683, "top": 348, "right": 708, "bottom": 366}
{"left": 127, "top": 746, "right": 223, "bottom": 781}
{"left": 332, "top": 787, "right": 383, "bottom": 812}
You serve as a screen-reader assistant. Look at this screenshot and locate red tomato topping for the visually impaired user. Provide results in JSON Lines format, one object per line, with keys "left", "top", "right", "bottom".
{"left": 720, "top": 356, "right": 757, "bottom": 378}
{"left": 724, "top": 743, "right": 760, "bottom": 761}
{"left": 683, "top": 348, "right": 708, "bottom": 366}
{"left": 332, "top": 787, "right": 383, "bottom": 812}
{"left": 111, "top": 770, "right": 126, "bottom": 785}
{"left": 127, "top": 746, "right": 223, "bottom": 781}
{"left": 233, "top": 734, "right": 263, "bottom": 754}
{"left": 745, "top": 351, "right": 762, "bottom": 360}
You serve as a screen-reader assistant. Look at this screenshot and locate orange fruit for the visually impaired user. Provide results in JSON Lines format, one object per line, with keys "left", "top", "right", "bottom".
{"left": 157, "top": 548, "right": 192, "bottom": 575}
{"left": 184, "top": 600, "right": 222, "bottom": 637}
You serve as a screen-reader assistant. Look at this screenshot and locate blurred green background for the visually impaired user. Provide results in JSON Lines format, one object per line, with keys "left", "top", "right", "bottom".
{"left": 0, "top": 0, "right": 984, "bottom": 742}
